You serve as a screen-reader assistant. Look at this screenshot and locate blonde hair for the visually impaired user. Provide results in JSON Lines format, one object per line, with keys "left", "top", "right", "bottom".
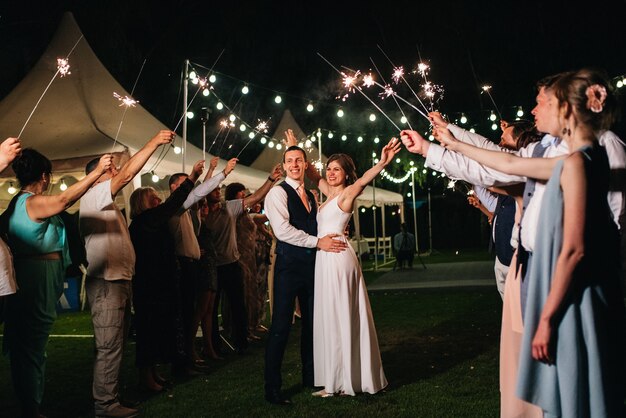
{"left": 130, "top": 186, "right": 157, "bottom": 219}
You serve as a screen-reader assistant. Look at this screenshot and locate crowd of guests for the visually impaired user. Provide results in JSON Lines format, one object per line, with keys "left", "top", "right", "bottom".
{"left": 0, "top": 130, "right": 282, "bottom": 418}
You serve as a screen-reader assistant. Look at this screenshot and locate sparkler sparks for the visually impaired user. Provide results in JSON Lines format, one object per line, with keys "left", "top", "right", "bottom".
{"left": 220, "top": 119, "right": 229, "bottom": 128}
{"left": 416, "top": 62, "right": 429, "bottom": 77}
{"left": 481, "top": 85, "right": 492, "bottom": 93}
{"left": 392, "top": 66, "right": 404, "bottom": 84}
{"left": 379, "top": 84, "right": 395, "bottom": 99}
{"left": 337, "top": 71, "right": 361, "bottom": 101}
{"left": 57, "top": 58, "right": 71, "bottom": 77}
{"left": 362, "top": 73, "right": 375, "bottom": 88}
{"left": 255, "top": 119, "right": 269, "bottom": 133}
{"left": 113, "top": 92, "right": 138, "bottom": 108}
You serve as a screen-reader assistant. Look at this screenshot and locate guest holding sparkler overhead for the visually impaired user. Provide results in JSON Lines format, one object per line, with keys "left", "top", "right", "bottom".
{"left": 404, "top": 69, "right": 625, "bottom": 417}
{"left": 128, "top": 160, "right": 204, "bottom": 393}
{"left": 1, "top": 149, "right": 112, "bottom": 418}
{"left": 79, "top": 130, "right": 175, "bottom": 418}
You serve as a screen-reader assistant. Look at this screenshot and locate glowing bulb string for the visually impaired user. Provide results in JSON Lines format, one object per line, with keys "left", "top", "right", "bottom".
{"left": 369, "top": 57, "right": 413, "bottom": 130}
{"left": 18, "top": 35, "right": 84, "bottom": 139}
{"left": 317, "top": 53, "right": 401, "bottom": 131}
{"left": 481, "top": 85, "right": 502, "bottom": 120}
{"left": 376, "top": 45, "right": 431, "bottom": 115}
{"left": 111, "top": 58, "right": 147, "bottom": 152}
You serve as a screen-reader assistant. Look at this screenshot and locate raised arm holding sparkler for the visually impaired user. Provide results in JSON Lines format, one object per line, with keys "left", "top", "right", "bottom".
{"left": 0, "top": 138, "right": 22, "bottom": 172}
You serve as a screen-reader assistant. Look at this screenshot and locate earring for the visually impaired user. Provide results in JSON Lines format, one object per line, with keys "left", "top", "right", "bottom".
{"left": 561, "top": 126, "right": 571, "bottom": 137}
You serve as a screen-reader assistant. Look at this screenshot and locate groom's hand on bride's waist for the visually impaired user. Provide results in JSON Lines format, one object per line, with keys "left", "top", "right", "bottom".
{"left": 316, "top": 234, "right": 348, "bottom": 252}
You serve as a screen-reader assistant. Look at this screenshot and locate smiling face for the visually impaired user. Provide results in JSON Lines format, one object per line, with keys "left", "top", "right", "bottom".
{"left": 531, "top": 87, "right": 561, "bottom": 137}
{"left": 325, "top": 160, "right": 346, "bottom": 187}
{"left": 282, "top": 149, "right": 307, "bottom": 182}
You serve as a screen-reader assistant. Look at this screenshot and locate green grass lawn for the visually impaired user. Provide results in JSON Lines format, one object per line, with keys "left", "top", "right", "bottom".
{"left": 0, "top": 285, "right": 503, "bottom": 418}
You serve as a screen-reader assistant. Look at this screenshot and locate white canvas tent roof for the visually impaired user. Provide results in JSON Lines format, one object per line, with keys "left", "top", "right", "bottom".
{"left": 251, "top": 110, "right": 403, "bottom": 207}
{"left": 0, "top": 13, "right": 273, "bottom": 200}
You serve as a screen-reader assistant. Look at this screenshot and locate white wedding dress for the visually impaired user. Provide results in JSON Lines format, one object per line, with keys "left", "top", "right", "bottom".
{"left": 313, "top": 196, "right": 388, "bottom": 395}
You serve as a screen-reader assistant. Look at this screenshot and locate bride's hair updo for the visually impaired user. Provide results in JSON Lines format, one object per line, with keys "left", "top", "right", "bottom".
{"left": 326, "top": 153, "right": 358, "bottom": 186}
{"left": 552, "top": 68, "right": 617, "bottom": 132}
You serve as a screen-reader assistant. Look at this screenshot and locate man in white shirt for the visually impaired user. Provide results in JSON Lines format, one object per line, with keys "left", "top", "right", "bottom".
{"left": 0, "top": 137, "right": 21, "bottom": 305}
{"left": 79, "top": 130, "right": 173, "bottom": 418}
{"left": 167, "top": 157, "right": 236, "bottom": 373}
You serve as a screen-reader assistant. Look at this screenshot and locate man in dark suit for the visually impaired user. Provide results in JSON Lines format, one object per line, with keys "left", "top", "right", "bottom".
{"left": 263, "top": 145, "right": 345, "bottom": 405}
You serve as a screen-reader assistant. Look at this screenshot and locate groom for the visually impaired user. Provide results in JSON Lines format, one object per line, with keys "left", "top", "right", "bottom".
{"left": 263, "top": 145, "right": 346, "bottom": 405}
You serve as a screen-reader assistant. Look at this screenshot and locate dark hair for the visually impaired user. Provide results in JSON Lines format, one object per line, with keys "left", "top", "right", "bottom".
{"left": 282, "top": 146, "right": 307, "bottom": 163}
{"left": 326, "top": 153, "right": 357, "bottom": 186}
{"left": 552, "top": 68, "right": 616, "bottom": 132}
{"left": 85, "top": 157, "right": 100, "bottom": 175}
{"left": 12, "top": 148, "right": 52, "bottom": 187}
{"left": 225, "top": 182, "right": 246, "bottom": 200}
{"left": 168, "top": 172, "right": 188, "bottom": 188}
{"left": 506, "top": 120, "right": 534, "bottom": 140}
{"left": 516, "top": 127, "right": 543, "bottom": 149}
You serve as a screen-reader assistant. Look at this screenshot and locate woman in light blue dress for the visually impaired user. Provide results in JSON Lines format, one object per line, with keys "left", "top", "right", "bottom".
{"left": 1, "top": 149, "right": 111, "bottom": 417}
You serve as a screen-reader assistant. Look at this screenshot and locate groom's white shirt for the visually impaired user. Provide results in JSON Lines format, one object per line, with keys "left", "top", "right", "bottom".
{"left": 265, "top": 176, "right": 318, "bottom": 248}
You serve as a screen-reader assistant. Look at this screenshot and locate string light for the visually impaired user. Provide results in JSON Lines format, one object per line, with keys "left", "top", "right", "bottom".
{"left": 374, "top": 137, "right": 380, "bottom": 143}
{"left": 216, "top": 102, "right": 224, "bottom": 110}
{"left": 489, "top": 111, "right": 497, "bottom": 121}
{"left": 59, "top": 179, "right": 68, "bottom": 191}
{"left": 7, "top": 182, "right": 16, "bottom": 195}
{"left": 307, "top": 103, "right": 314, "bottom": 112}
{"left": 274, "top": 95, "right": 282, "bottom": 104}
{"left": 357, "top": 136, "right": 363, "bottom": 142}
{"left": 337, "top": 108, "right": 344, "bottom": 118}
{"left": 151, "top": 171, "right": 159, "bottom": 183}
{"left": 460, "top": 114, "right": 468, "bottom": 124}
{"left": 369, "top": 113, "right": 376, "bottom": 122}
{"left": 516, "top": 107, "right": 524, "bottom": 117}
{"left": 241, "top": 85, "right": 249, "bottom": 94}
{"left": 341, "top": 134, "right": 347, "bottom": 141}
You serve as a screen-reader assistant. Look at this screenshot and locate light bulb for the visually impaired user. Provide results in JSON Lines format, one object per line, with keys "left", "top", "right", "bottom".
{"left": 491, "top": 123, "right": 498, "bottom": 130}
{"left": 276, "top": 144, "right": 283, "bottom": 150}
{"left": 274, "top": 95, "right": 282, "bottom": 104}
{"left": 374, "top": 137, "right": 380, "bottom": 143}
{"left": 337, "top": 108, "right": 344, "bottom": 118}
{"left": 489, "top": 112, "right": 496, "bottom": 121}
{"left": 229, "top": 114, "right": 236, "bottom": 122}
{"left": 395, "top": 158, "right": 401, "bottom": 163}
{"left": 208, "top": 74, "right": 216, "bottom": 83}
{"left": 400, "top": 116, "right": 407, "bottom": 124}
{"left": 341, "top": 134, "right": 347, "bottom": 141}
{"left": 202, "top": 89, "right": 210, "bottom": 97}
{"left": 516, "top": 107, "right": 524, "bottom": 117}
{"left": 151, "top": 173, "right": 159, "bottom": 183}
{"left": 260, "top": 137, "right": 267, "bottom": 144}
{"left": 186, "top": 111, "right": 194, "bottom": 119}
{"left": 59, "top": 180, "right": 68, "bottom": 191}
{"left": 241, "top": 85, "right": 249, "bottom": 94}
{"left": 239, "top": 124, "right": 246, "bottom": 132}
{"left": 7, "top": 182, "right": 16, "bottom": 195}
{"left": 268, "top": 142, "right": 275, "bottom": 148}
{"left": 248, "top": 132, "right": 255, "bottom": 139}
{"left": 189, "top": 71, "right": 197, "bottom": 80}
{"left": 216, "top": 102, "right": 224, "bottom": 110}
{"left": 369, "top": 113, "right": 376, "bottom": 122}
{"left": 328, "top": 132, "right": 334, "bottom": 139}
{"left": 174, "top": 146, "right": 182, "bottom": 154}
{"left": 460, "top": 114, "right": 468, "bottom": 124}
{"left": 306, "top": 103, "right": 314, "bottom": 112}
{"left": 357, "top": 136, "right": 363, "bottom": 142}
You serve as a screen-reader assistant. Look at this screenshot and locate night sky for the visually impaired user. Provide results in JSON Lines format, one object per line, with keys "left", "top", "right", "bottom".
{"left": 1, "top": 0, "right": 626, "bottom": 176}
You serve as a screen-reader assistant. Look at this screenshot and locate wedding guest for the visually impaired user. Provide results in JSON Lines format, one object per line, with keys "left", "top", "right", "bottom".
{"left": 205, "top": 165, "right": 283, "bottom": 354}
{"left": 2, "top": 149, "right": 112, "bottom": 418}
{"left": 128, "top": 162, "right": 202, "bottom": 392}
{"left": 80, "top": 130, "right": 174, "bottom": 418}
{"left": 0, "top": 137, "right": 21, "bottom": 306}
{"left": 167, "top": 157, "right": 236, "bottom": 372}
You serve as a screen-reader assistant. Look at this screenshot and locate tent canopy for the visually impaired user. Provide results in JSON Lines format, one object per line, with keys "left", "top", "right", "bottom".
{"left": 0, "top": 13, "right": 272, "bottom": 191}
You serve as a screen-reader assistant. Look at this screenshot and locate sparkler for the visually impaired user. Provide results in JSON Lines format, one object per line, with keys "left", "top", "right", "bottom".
{"left": 206, "top": 125, "right": 225, "bottom": 156}
{"left": 370, "top": 58, "right": 413, "bottom": 130}
{"left": 318, "top": 53, "right": 401, "bottom": 131}
{"left": 235, "top": 118, "right": 272, "bottom": 158}
{"left": 217, "top": 126, "right": 232, "bottom": 158}
{"left": 391, "top": 66, "right": 404, "bottom": 84}
{"left": 110, "top": 58, "right": 147, "bottom": 152}
{"left": 18, "top": 35, "right": 84, "bottom": 139}
{"left": 481, "top": 85, "right": 502, "bottom": 120}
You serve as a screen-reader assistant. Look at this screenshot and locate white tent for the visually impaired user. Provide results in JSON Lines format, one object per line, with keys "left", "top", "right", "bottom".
{"left": 0, "top": 13, "right": 275, "bottom": 210}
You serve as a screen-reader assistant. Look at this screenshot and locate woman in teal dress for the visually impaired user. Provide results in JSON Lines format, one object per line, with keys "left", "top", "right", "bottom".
{"left": 419, "top": 69, "right": 624, "bottom": 417}
{"left": 1, "top": 149, "right": 111, "bottom": 418}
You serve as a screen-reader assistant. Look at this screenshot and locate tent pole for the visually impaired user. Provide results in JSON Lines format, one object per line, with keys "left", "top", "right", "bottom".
{"left": 411, "top": 168, "right": 419, "bottom": 254}
{"left": 182, "top": 59, "right": 189, "bottom": 172}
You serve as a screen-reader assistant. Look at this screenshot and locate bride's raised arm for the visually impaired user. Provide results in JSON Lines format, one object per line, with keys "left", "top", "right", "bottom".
{"left": 337, "top": 138, "right": 401, "bottom": 213}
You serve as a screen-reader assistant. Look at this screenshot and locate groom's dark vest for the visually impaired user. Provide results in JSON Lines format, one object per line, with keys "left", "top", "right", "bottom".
{"left": 274, "top": 182, "right": 318, "bottom": 262}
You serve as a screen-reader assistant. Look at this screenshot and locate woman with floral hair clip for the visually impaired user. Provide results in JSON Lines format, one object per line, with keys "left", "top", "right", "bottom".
{"left": 429, "top": 68, "right": 624, "bottom": 417}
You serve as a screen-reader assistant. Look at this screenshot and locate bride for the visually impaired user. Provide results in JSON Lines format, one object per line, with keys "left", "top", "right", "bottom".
{"left": 292, "top": 131, "right": 400, "bottom": 397}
